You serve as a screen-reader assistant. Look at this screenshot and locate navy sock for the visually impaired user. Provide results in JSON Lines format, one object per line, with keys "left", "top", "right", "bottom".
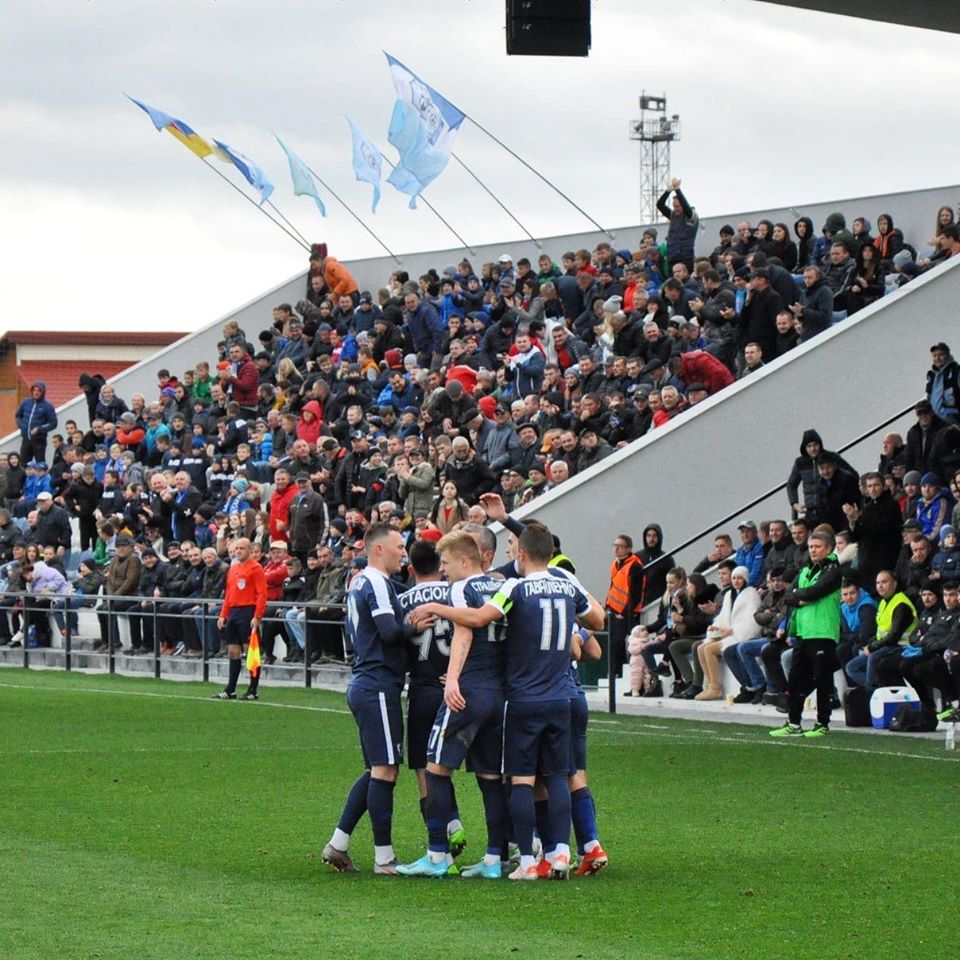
{"left": 535, "top": 797, "right": 554, "bottom": 854}
{"left": 508, "top": 783, "right": 535, "bottom": 857}
{"left": 247, "top": 667, "right": 260, "bottom": 694}
{"left": 503, "top": 781, "right": 514, "bottom": 847}
{"left": 424, "top": 771, "right": 452, "bottom": 854}
{"left": 367, "top": 777, "right": 396, "bottom": 847}
{"left": 226, "top": 657, "right": 241, "bottom": 693}
{"left": 546, "top": 776, "right": 571, "bottom": 853}
{"left": 419, "top": 795, "right": 428, "bottom": 830}
{"left": 477, "top": 776, "right": 509, "bottom": 858}
{"left": 336, "top": 770, "right": 371, "bottom": 836}
{"left": 571, "top": 786, "right": 598, "bottom": 854}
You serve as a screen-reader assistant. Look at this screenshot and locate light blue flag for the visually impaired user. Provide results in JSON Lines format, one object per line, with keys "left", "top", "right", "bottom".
{"left": 384, "top": 53, "right": 465, "bottom": 208}
{"left": 274, "top": 134, "right": 326, "bottom": 217}
{"left": 211, "top": 139, "right": 274, "bottom": 204}
{"left": 347, "top": 116, "right": 382, "bottom": 213}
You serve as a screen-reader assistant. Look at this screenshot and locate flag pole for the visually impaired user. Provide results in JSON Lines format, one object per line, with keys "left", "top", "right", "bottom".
{"left": 200, "top": 158, "right": 311, "bottom": 251}
{"left": 379, "top": 154, "right": 476, "bottom": 256}
{"left": 265, "top": 200, "right": 311, "bottom": 247}
{"left": 304, "top": 163, "right": 402, "bottom": 265}
{"left": 463, "top": 116, "right": 615, "bottom": 241}
{"left": 450, "top": 152, "right": 541, "bottom": 250}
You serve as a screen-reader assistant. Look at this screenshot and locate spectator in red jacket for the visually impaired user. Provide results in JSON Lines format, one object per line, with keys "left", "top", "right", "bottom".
{"left": 668, "top": 350, "right": 735, "bottom": 397}
{"left": 220, "top": 344, "right": 260, "bottom": 417}
{"left": 268, "top": 468, "right": 297, "bottom": 544}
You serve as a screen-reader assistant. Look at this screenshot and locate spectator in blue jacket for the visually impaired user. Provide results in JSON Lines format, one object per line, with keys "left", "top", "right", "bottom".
{"left": 403, "top": 291, "right": 444, "bottom": 368}
{"left": 916, "top": 473, "right": 952, "bottom": 540}
{"left": 931, "top": 525, "right": 960, "bottom": 581}
{"left": 15, "top": 381, "right": 57, "bottom": 464}
{"left": 735, "top": 519, "right": 765, "bottom": 586}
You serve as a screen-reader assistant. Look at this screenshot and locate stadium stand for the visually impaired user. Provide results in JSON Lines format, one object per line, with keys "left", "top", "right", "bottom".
{"left": 2, "top": 183, "right": 960, "bottom": 720}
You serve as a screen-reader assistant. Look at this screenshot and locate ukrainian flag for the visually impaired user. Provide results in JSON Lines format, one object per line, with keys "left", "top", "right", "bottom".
{"left": 246, "top": 629, "right": 261, "bottom": 678}
{"left": 127, "top": 95, "right": 213, "bottom": 159}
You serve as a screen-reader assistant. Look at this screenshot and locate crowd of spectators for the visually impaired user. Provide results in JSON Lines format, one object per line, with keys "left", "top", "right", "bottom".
{"left": 2, "top": 190, "right": 959, "bottom": 679}
{"left": 613, "top": 374, "right": 960, "bottom": 726}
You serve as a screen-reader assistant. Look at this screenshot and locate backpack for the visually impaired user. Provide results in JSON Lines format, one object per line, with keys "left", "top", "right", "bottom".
{"left": 888, "top": 703, "right": 938, "bottom": 733}
{"left": 843, "top": 686, "right": 872, "bottom": 727}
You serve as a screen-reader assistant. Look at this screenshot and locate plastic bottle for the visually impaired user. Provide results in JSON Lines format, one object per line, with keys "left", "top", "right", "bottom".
{"left": 27, "top": 625, "right": 37, "bottom": 648}
{"left": 946, "top": 723, "right": 956, "bottom": 751}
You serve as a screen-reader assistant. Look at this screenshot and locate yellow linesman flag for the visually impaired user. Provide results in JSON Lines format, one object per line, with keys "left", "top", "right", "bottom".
{"left": 246, "top": 628, "right": 261, "bottom": 678}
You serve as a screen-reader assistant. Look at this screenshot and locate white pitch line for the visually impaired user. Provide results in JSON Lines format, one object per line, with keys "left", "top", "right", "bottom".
{"left": 0, "top": 681, "right": 350, "bottom": 715}
{"left": 589, "top": 725, "right": 960, "bottom": 764}
{"left": 0, "top": 744, "right": 314, "bottom": 757}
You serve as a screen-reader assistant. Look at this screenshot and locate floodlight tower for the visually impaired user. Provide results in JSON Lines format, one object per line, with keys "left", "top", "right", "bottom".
{"left": 628, "top": 93, "right": 681, "bottom": 225}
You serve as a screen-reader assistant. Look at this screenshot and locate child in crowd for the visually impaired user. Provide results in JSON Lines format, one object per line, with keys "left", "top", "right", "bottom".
{"left": 931, "top": 525, "right": 960, "bottom": 580}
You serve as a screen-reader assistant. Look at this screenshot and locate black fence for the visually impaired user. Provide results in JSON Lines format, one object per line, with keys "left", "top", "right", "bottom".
{"left": 1, "top": 591, "right": 619, "bottom": 708}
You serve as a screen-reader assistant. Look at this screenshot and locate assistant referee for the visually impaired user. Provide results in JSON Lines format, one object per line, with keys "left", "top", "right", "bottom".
{"left": 214, "top": 537, "right": 267, "bottom": 701}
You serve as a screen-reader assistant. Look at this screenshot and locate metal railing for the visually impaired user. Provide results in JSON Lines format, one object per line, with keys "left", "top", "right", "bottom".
{"left": 1, "top": 590, "right": 620, "bottom": 708}
{"left": 2, "top": 592, "right": 351, "bottom": 688}
{"left": 636, "top": 401, "right": 919, "bottom": 582}
{"left": 601, "top": 401, "right": 920, "bottom": 710}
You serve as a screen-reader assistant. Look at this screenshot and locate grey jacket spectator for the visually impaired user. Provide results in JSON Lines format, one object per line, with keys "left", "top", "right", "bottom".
{"left": 483, "top": 418, "right": 521, "bottom": 473}
{"left": 397, "top": 457, "right": 436, "bottom": 518}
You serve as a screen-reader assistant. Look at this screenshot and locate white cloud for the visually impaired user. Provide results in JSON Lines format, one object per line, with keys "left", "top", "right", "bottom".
{"left": 2, "top": 0, "right": 959, "bottom": 333}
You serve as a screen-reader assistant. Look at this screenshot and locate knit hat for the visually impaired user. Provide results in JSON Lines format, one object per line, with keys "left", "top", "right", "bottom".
{"left": 384, "top": 348, "right": 404, "bottom": 369}
{"left": 231, "top": 478, "right": 249, "bottom": 493}
{"left": 732, "top": 565, "right": 750, "bottom": 582}
{"left": 940, "top": 525, "right": 955, "bottom": 542}
{"left": 920, "top": 472, "right": 940, "bottom": 487}
{"left": 602, "top": 295, "right": 623, "bottom": 313}
{"left": 903, "top": 470, "right": 922, "bottom": 487}
{"left": 892, "top": 249, "right": 912, "bottom": 271}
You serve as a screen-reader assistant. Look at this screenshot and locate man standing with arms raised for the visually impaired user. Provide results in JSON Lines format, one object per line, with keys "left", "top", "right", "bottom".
{"left": 322, "top": 522, "right": 427, "bottom": 875}
{"left": 214, "top": 538, "right": 266, "bottom": 701}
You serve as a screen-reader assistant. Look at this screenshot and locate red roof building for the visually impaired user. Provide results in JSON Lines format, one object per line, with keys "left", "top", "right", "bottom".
{"left": 0, "top": 329, "right": 187, "bottom": 432}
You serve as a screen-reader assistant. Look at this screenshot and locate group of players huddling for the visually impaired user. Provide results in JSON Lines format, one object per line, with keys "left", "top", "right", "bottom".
{"left": 320, "top": 502, "right": 609, "bottom": 881}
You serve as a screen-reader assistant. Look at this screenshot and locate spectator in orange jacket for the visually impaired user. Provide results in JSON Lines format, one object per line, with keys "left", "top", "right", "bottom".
{"left": 310, "top": 243, "right": 359, "bottom": 302}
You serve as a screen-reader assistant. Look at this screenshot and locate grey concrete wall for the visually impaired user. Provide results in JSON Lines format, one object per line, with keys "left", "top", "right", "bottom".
{"left": 498, "top": 256, "right": 960, "bottom": 598}
{"left": 3, "top": 181, "right": 955, "bottom": 455}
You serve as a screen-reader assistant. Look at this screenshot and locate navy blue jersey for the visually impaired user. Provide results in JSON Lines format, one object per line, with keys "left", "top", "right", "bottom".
{"left": 398, "top": 579, "right": 452, "bottom": 689}
{"left": 490, "top": 569, "right": 591, "bottom": 702}
{"left": 450, "top": 574, "right": 505, "bottom": 691}
{"left": 491, "top": 558, "right": 520, "bottom": 580}
{"left": 346, "top": 567, "right": 407, "bottom": 688}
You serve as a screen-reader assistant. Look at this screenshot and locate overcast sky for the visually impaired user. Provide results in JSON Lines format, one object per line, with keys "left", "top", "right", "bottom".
{"left": 2, "top": 0, "right": 958, "bottom": 336}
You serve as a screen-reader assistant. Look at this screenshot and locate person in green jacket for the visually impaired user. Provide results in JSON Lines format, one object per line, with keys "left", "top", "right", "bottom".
{"left": 770, "top": 529, "right": 843, "bottom": 739}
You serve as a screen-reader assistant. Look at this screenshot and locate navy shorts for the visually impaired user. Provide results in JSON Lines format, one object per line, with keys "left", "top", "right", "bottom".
{"left": 347, "top": 682, "right": 404, "bottom": 768}
{"left": 223, "top": 605, "right": 254, "bottom": 647}
{"left": 427, "top": 686, "right": 505, "bottom": 775}
{"left": 569, "top": 691, "right": 588, "bottom": 774}
{"left": 503, "top": 698, "right": 571, "bottom": 778}
{"left": 407, "top": 684, "right": 443, "bottom": 770}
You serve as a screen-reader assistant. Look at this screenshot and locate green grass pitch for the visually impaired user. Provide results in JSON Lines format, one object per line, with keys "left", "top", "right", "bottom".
{"left": 0, "top": 668, "right": 955, "bottom": 960}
